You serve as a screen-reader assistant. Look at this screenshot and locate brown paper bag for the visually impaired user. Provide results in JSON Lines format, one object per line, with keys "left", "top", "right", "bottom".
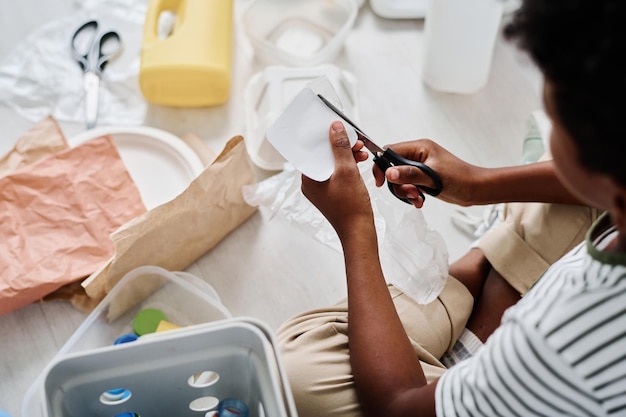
{"left": 82, "top": 135, "right": 258, "bottom": 313}
{"left": 0, "top": 116, "right": 67, "bottom": 177}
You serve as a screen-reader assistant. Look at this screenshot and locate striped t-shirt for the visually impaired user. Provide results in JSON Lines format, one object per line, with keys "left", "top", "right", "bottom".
{"left": 436, "top": 212, "right": 626, "bottom": 416}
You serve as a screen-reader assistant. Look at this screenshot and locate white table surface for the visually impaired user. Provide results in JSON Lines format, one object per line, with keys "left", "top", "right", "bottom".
{"left": 0, "top": 1, "right": 542, "bottom": 415}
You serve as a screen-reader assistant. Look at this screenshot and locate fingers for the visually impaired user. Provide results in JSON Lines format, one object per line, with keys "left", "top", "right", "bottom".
{"left": 373, "top": 164, "right": 386, "bottom": 187}
{"left": 383, "top": 182, "right": 425, "bottom": 207}
{"left": 396, "top": 184, "right": 423, "bottom": 200}
{"left": 353, "top": 139, "right": 369, "bottom": 162}
{"left": 408, "top": 194, "right": 425, "bottom": 209}
{"left": 374, "top": 164, "right": 435, "bottom": 190}
{"left": 329, "top": 121, "right": 353, "bottom": 163}
{"left": 386, "top": 165, "right": 436, "bottom": 189}
{"left": 354, "top": 149, "right": 369, "bottom": 162}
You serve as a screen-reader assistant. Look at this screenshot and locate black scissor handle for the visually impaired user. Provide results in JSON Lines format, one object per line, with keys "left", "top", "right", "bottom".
{"left": 92, "top": 31, "right": 122, "bottom": 73}
{"left": 374, "top": 156, "right": 418, "bottom": 204}
{"left": 374, "top": 148, "right": 443, "bottom": 204}
{"left": 70, "top": 20, "right": 122, "bottom": 74}
{"left": 71, "top": 20, "right": 99, "bottom": 71}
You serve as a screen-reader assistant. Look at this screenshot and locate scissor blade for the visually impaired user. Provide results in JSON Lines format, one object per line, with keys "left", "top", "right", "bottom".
{"left": 317, "top": 94, "right": 385, "bottom": 155}
{"left": 360, "top": 136, "right": 385, "bottom": 155}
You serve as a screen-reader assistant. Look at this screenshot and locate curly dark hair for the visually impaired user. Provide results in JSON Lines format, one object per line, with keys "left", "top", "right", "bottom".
{"left": 504, "top": 0, "right": 626, "bottom": 185}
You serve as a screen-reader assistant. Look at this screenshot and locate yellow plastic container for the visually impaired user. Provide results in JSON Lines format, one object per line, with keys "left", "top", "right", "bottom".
{"left": 139, "top": 0, "right": 233, "bottom": 107}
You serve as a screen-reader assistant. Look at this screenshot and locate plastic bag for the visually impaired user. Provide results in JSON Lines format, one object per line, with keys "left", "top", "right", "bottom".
{"left": 243, "top": 163, "right": 449, "bottom": 304}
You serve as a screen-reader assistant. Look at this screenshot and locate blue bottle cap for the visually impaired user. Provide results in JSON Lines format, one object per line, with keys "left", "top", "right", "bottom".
{"left": 114, "top": 333, "right": 139, "bottom": 345}
{"left": 217, "top": 398, "right": 248, "bottom": 417}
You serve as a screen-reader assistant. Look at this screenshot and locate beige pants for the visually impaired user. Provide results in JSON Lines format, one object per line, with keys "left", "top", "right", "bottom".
{"left": 275, "top": 203, "right": 599, "bottom": 417}
{"left": 478, "top": 202, "right": 599, "bottom": 295}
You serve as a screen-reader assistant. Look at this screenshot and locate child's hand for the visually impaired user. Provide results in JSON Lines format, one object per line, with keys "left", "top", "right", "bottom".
{"left": 374, "top": 139, "right": 481, "bottom": 207}
{"left": 301, "top": 121, "right": 374, "bottom": 238}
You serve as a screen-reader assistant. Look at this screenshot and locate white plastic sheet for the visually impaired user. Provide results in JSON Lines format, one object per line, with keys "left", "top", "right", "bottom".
{"left": 0, "top": 0, "right": 147, "bottom": 126}
{"left": 243, "top": 163, "right": 449, "bottom": 304}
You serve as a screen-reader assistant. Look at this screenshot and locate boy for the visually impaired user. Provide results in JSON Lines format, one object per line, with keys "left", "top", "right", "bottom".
{"left": 277, "top": 0, "right": 626, "bottom": 415}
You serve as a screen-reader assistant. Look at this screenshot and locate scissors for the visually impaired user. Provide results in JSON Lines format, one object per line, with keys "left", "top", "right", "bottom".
{"left": 318, "top": 94, "right": 443, "bottom": 204}
{"left": 70, "top": 20, "right": 122, "bottom": 129}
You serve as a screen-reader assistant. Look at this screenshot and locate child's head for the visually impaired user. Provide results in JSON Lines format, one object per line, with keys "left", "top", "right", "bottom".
{"left": 504, "top": 0, "right": 626, "bottom": 188}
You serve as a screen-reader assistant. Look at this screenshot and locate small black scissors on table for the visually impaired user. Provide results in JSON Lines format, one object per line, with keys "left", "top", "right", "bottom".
{"left": 318, "top": 94, "right": 443, "bottom": 204}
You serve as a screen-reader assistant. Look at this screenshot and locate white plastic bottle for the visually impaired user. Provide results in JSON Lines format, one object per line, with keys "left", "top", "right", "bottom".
{"left": 421, "top": 0, "right": 504, "bottom": 94}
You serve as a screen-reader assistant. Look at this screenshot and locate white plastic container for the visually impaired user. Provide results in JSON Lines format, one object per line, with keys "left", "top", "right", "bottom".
{"left": 421, "top": 0, "right": 504, "bottom": 94}
{"left": 22, "top": 266, "right": 297, "bottom": 417}
{"left": 370, "top": 0, "right": 519, "bottom": 20}
{"left": 242, "top": 0, "right": 358, "bottom": 66}
{"left": 370, "top": 0, "right": 428, "bottom": 19}
{"left": 36, "top": 319, "right": 297, "bottom": 417}
{"left": 35, "top": 266, "right": 232, "bottom": 357}
{"left": 244, "top": 65, "right": 359, "bottom": 171}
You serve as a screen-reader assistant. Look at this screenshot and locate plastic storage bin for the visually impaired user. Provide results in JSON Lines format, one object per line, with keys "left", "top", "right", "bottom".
{"left": 244, "top": 65, "right": 359, "bottom": 171}
{"left": 34, "top": 266, "right": 232, "bottom": 358}
{"left": 39, "top": 319, "right": 296, "bottom": 416}
{"left": 22, "top": 266, "right": 297, "bottom": 416}
{"left": 242, "top": 0, "right": 358, "bottom": 66}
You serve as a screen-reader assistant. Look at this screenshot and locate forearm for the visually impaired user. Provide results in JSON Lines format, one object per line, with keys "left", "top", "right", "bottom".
{"left": 471, "top": 160, "right": 582, "bottom": 205}
{"left": 338, "top": 222, "right": 434, "bottom": 416}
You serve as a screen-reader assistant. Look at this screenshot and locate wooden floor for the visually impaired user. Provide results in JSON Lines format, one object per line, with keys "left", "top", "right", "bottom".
{"left": 0, "top": 1, "right": 543, "bottom": 415}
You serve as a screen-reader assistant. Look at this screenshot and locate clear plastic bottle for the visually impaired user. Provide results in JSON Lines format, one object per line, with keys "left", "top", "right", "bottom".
{"left": 421, "top": 0, "right": 504, "bottom": 94}
{"left": 521, "top": 113, "right": 547, "bottom": 164}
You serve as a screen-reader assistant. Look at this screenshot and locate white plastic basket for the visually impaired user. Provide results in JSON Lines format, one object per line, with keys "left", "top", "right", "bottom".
{"left": 40, "top": 319, "right": 296, "bottom": 416}
{"left": 22, "top": 266, "right": 298, "bottom": 417}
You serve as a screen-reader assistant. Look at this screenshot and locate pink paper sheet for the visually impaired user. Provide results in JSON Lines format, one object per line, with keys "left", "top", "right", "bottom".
{"left": 0, "top": 135, "right": 146, "bottom": 315}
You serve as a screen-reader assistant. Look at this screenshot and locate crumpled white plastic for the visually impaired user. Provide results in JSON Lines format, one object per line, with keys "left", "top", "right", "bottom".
{"left": 243, "top": 163, "right": 449, "bottom": 304}
{"left": 0, "top": 0, "right": 147, "bottom": 126}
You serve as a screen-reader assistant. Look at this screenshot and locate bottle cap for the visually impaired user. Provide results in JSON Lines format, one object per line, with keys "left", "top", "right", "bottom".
{"left": 133, "top": 308, "right": 168, "bottom": 336}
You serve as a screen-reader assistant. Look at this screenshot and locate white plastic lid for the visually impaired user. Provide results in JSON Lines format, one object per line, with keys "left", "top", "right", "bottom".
{"left": 243, "top": 65, "right": 359, "bottom": 171}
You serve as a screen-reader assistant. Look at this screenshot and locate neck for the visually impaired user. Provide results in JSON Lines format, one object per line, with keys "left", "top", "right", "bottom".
{"left": 608, "top": 231, "right": 626, "bottom": 253}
